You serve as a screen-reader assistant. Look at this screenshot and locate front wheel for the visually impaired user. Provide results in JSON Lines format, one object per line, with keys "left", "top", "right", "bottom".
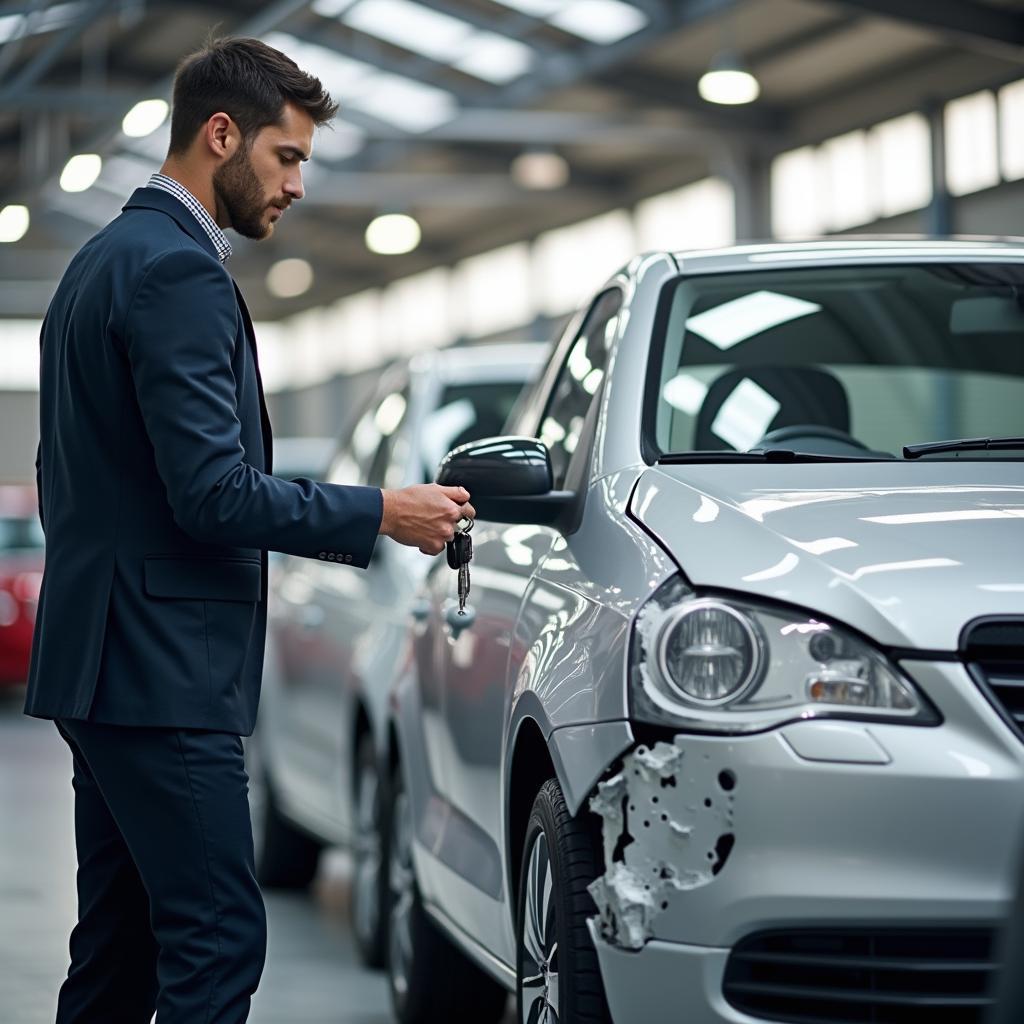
{"left": 351, "top": 732, "right": 389, "bottom": 968}
{"left": 516, "top": 778, "right": 611, "bottom": 1024}
{"left": 387, "top": 759, "right": 508, "bottom": 1024}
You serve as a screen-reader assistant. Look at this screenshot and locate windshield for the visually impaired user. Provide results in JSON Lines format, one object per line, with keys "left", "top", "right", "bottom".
{"left": 649, "top": 263, "right": 1024, "bottom": 460}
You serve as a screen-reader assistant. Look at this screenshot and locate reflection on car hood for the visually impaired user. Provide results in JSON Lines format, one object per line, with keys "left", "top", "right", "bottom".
{"left": 629, "top": 461, "right": 1024, "bottom": 650}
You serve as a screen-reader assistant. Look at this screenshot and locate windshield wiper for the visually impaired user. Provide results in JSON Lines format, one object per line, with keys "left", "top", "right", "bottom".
{"left": 903, "top": 436, "right": 1024, "bottom": 459}
{"left": 658, "top": 449, "right": 884, "bottom": 464}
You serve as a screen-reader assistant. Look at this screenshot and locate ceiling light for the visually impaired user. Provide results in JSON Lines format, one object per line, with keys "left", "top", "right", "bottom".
{"left": 0, "top": 205, "right": 29, "bottom": 243}
{"left": 267, "top": 258, "right": 314, "bottom": 299}
{"left": 453, "top": 33, "right": 533, "bottom": 84}
{"left": 365, "top": 213, "right": 421, "bottom": 255}
{"left": 511, "top": 149, "right": 569, "bottom": 190}
{"left": 122, "top": 98, "right": 168, "bottom": 138}
{"left": 698, "top": 53, "right": 760, "bottom": 105}
{"left": 60, "top": 153, "right": 102, "bottom": 193}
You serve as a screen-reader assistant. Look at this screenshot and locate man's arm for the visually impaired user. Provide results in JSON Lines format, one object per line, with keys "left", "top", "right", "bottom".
{"left": 125, "top": 247, "right": 384, "bottom": 562}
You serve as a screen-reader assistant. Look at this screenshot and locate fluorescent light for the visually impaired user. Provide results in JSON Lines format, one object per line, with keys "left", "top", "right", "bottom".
{"left": 710, "top": 377, "right": 781, "bottom": 450}
{"left": 60, "top": 154, "right": 102, "bottom": 193}
{"left": 454, "top": 33, "right": 533, "bottom": 83}
{"left": 549, "top": 0, "right": 646, "bottom": 42}
{"left": 0, "top": 205, "right": 29, "bottom": 243}
{"left": 365, "top": 213, "right": 421, "bottom": 255}
{"left": 511, "top": 149, "right": 569, "bottom": 189}
{"left": 0, "top": 2, "right": 83, "bottom": 44}
{"left": 344, "top": 0, "right": 472, "bottom": 63}
{"left": 686, "top": 291, "right": 821, "bottom": 350}
{"left": 699, "top": 52, "right": 760, "bottom": 105}
{"left": 266, "top": 258, "right": 314, "bottom": 298}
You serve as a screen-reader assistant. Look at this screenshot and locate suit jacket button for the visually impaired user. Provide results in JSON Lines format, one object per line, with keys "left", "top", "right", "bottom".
{"left": 327, "top": 553, "right": 336, "bottom": 561}
{"left": 344, "top": 554, "right": 353, "bottom": 563}
{"left": 318, "top": 551, "right": 326, "bottom": 559}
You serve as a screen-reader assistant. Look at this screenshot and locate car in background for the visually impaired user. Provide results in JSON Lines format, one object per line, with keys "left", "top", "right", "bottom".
{"left": 0, "top": 486, "right": 44, "bottom": 687}
{"left": 252, "top": 341, "right": 547, "bottom": 967}
{"left": 379, "top": 241, "right": 1024, "bottom": 1024}
{"left": 270, "top": 435, "right": 336, "bottom": 483}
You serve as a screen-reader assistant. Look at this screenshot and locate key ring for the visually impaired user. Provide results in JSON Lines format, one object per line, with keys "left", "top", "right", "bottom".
{"left": 456, "top": 515, "right": 474, "bottom": 534}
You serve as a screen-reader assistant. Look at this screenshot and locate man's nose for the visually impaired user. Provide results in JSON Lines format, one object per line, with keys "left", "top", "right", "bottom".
{"left": 284, "top": 169, "right": 304, "bottom": 201}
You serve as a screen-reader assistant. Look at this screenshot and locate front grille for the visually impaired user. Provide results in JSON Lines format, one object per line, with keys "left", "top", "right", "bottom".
{"left": 723, "top": 928, "right": 997, "bottom": 1024}
{"left": 962, "top": 618, "right": 1024, "bottom": 740}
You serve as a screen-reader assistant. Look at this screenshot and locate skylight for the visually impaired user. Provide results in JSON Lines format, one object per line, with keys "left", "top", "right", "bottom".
{"left": 263, "top": 33, "right": 457, "bottom": 133}
{"left": 492, "top": 0, "right": 648, "bottom": 44}
{"left": 337, "top": 0, "right": 533, "bottom": 84}
{"left": 685, "top": 291, "right": 822, "bottom": 350}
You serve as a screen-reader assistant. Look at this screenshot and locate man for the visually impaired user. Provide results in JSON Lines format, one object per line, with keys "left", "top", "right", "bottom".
{"left": 26, "top": 36, "right": 473, "bottom": 1024}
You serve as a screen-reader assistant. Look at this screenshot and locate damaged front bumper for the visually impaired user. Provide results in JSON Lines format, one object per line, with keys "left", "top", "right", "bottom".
{"left": 582, "top": 662, "right": 1024, "bottom": 1022}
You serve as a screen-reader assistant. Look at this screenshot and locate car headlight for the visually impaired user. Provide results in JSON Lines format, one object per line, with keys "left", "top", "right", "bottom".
{"left": 631, "top": 577, "right": 938, "bottom": 732}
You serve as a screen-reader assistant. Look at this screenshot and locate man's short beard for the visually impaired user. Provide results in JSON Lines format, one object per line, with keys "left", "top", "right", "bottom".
{"left": 213, "top": 144, "right": 268, "bottom": 240}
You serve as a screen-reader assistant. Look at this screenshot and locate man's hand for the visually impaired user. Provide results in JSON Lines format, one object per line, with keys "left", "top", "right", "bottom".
{"left": 379, "top": 484, "right": 476, "bottom": 556}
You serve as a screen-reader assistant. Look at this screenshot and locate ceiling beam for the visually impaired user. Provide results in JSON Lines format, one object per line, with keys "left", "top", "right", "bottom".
{"left": 832, "top": 0, "right": 1024, "bottom": 58}
{"left": 299, "top": 170, "right": 614, "bottom": 207}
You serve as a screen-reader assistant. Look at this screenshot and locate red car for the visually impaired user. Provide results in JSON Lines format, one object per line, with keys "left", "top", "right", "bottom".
{"left": 0, "top": 486, "right": 44, "bottom": 686}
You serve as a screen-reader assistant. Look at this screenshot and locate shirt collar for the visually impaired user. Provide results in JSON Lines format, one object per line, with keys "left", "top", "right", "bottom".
{"left": 146, "top": 173, "right": 232, "bottom": 264}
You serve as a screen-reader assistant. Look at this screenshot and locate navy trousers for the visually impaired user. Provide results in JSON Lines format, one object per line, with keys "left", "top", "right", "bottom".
{"left": 54, "top": 719, "right": 267, "bottom": 1024}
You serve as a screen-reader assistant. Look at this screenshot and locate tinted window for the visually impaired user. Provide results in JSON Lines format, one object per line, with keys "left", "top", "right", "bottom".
{"left": 539, "top": 290, "right": 622, "bottom": 487}
{"left": 651, "top": 264, "right": 1024, "bottom": 458}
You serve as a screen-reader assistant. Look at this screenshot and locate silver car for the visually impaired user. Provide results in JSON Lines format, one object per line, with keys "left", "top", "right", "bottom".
{"left": 383, "top": 241, "right": 1024, "bottom": 1024}
{"left": 253, "top": 342, "right": 546, "bottom": 967}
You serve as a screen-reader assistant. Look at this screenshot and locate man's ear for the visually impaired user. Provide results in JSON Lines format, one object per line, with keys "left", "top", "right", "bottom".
{"left": 204, "top": 112, "right": 238, "bottom": 161}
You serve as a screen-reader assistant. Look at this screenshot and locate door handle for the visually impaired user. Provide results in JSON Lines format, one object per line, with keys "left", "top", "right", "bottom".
{"left": 410, "top": 597, "right": 431, "bottom": 622}
{"left": 444, "top": 604, "right": 476, "bottom": 636}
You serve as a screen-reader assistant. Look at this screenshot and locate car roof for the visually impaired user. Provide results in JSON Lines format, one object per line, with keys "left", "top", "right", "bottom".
{"left": 665, "top": 237, "right": 1024, "bottom": 275}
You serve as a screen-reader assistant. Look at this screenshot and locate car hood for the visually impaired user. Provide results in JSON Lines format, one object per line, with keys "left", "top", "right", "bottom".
{"left": 628, "top": 461, "right": 1024, "bottom": 650}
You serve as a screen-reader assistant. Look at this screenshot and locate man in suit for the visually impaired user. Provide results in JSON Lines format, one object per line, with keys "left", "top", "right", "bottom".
{"left": 26, "top": 36, "right": 473, "bottom": 1023}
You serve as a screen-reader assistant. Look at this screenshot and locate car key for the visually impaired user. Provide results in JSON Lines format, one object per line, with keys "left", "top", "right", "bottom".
{"left": 445, "top": 520, "right": 473, "bottom": 615}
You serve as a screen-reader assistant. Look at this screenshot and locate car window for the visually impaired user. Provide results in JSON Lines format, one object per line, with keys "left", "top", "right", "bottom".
{"left": 651, "top": 264, "right": 1024, "bottom": 458}
{"left": 538, "top": 289, "right": 623, "bottom": 488}
{"left": 0, "top": 516, "right": 44, "bottom": 552}
{"left": 420, "top": 380, "right": 532, "bottom": 482}
{"left": 363, "top": 389, "right": 411, "bottom": 489}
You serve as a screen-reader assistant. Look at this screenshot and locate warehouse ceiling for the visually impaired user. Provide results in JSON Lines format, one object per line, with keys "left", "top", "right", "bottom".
{"left": 1, "top": 0, "right": 1024, "bottom": 320}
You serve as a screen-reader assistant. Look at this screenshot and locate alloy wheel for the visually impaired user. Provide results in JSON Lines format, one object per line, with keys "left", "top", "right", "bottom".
{"left": 352, "top": 757, "right": 382, "bottom": 948}
{"left": 389, "top": 786, "right": 415, "bottom": 999}
{"left": 519, "top": 831, "right": 559, "bottom": 1024}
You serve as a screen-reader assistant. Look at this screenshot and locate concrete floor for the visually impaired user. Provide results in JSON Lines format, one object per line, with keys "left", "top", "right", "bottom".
{"left": 0, "top": 689, "right": 494, "bottom": 1024}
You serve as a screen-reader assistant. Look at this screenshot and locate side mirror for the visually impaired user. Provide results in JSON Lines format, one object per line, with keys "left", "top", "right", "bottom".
{"left": 436, "top": 436, "right": 573, "bottom": 526}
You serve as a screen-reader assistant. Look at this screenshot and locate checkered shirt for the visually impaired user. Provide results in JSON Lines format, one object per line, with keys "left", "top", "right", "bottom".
{"left": 147, "top": 173, "right": 232, "bottom": 264}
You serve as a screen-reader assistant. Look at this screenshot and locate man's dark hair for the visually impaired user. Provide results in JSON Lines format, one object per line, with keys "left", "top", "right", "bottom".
{"left": 168, "top": 36, "right": 338, "bottom": 154}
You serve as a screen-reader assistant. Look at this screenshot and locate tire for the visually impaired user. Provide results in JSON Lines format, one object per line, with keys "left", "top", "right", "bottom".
{"left": 516, "top": 778, "right": 611, "bottom": 1024}
{"left": 255, "top": 767, "right": 323, "bottom": 890}
{"left": 351, "top": 732, "right": 389, "bottom": 968}
{"left": 386, "top": 759, "right": 508, "bottom": 1024}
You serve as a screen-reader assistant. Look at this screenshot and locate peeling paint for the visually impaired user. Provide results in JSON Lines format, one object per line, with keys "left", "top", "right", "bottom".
{"left": 587, "top": 738, "right": 737, "bottom": 951}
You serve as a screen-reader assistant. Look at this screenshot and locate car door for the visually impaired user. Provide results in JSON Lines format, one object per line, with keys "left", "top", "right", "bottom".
{"left": 426, "top": 291, "right": 624, "bottom": 961}
{"left": 271, "top": 377, "right": 411, "bottom": 836}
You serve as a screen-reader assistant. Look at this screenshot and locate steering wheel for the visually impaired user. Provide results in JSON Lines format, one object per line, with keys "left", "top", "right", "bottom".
{"left": 756, "top": 424, "right": 872, "bottom": 451}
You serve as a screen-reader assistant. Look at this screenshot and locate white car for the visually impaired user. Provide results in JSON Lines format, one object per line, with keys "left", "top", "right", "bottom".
{"left": 252, "top": 342, "right": 546, "bottom": 967}
{"left": 381, "top": 241, "right": 1024, "bottom": 1024}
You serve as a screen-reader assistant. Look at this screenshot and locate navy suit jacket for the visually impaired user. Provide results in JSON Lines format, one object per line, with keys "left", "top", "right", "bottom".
{"left": 25, "top": 186, "right": 382, "bottom": 734}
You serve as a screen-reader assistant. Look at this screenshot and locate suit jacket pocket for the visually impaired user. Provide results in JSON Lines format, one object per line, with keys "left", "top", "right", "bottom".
{"left": 143, "top": 556, "right": 261, "bottom": 602}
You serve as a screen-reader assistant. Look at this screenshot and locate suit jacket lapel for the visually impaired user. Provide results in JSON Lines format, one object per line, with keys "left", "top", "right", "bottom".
{"left": 232, "top": 281, "right": 274, "bottom": 475}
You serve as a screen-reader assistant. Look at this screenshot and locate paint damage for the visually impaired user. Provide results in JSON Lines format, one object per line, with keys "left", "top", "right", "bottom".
{"left": 587, "top": 738, "right": 736, "bottom": 951}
